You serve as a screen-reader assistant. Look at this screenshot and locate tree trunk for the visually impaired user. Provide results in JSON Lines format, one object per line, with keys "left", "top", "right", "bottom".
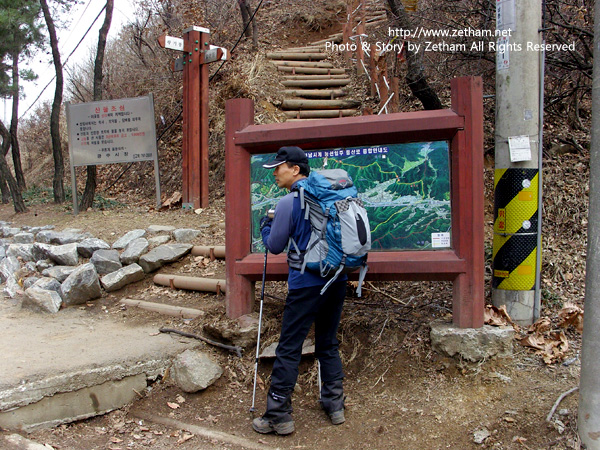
{"left": 238, "top": 0, "right": 257, "bottom": 49}
{"left": 40, "top": 0, "right": 66, "bottom": 204}
{"left": 0, "top": 121, "right": 26, "bottom": 212}
{"left": 0, "top": 122, "right": 12, "bottom": 203}
{"left": 10, "top": 48, "right": 27, "bottom": 191}
{"left": 385, "top": 0, "right": 442, "bottom": 110}
{"left": 79, "top": 0, "right": 113, "bottom": 211}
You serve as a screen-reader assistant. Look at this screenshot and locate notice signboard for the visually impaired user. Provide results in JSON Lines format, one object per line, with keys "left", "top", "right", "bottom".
{"left": 66, "top": 95, "right": 158, "bottom": 166}
{"left": 66, "top": 95, "right": 161, "bottom": 213}
{"left": 250, "top": 141, "right": 452, "bottom": 252}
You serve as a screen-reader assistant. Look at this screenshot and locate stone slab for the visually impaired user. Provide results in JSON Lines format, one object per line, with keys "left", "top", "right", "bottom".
{"left": 0, "top": 374, "right": 147, "bottom": 432}
{"left": 430, "top": 321, "right": 515, "bottom": 362}
{"left": 0, "top": 304, "right": 197, "bottom": 430}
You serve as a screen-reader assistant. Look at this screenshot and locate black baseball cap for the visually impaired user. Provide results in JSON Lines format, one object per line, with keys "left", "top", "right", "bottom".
{"left": 262, "top": 146, "right": 308, "bottom": 169}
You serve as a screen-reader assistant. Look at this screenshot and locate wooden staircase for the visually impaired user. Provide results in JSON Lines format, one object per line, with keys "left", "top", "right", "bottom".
{"left": 266, "top": 0, "right": 387, "bottom": 120}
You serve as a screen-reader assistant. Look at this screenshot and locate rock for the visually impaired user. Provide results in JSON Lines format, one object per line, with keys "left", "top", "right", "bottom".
{"left": 0, "top": 246, "right": 5, "bottom": 259}
{"left": 77, "top": 238, "right": 111, "bottom": 258}
{"left": 148, "top": 235, "right": 170, "bottom": 247}
{"left": 473, "top": 428, "right": 491, "bottom": 444}
{"left": 7, "top": 244, "right": 35, "bottom": 262}
{"left": 32, "top": 277, "right": 63, "bottom": 294}
{"left": 170, "top": 350, "right": 223, "bottom": 393}
{"left": 13, "top": 232, "right": 34, "bottom": 244}
{"left": 147, "top": 225, "right": 175, "bottom": 234}
{"left": 46, "top": 243, "right": 79, "bottom": 266}
{"left": 60, "top": 263, "right": 102, "bottom": 306}
{"left": 42, "top": 266, "right": 78, "bottom": 283}
{"left": 138, "top": 244, "right": 193, "bottom": 273}
{"left": 3, "top": 275, "right": 21, "bottom": 298}
{"left": 36, "top": 259, "right": 54, "bottom": 272}
{"left": 32, "top": 242, "right": 54, "bottom": 261}
{"left": 101, "top": 263, "right": 145, "bottom": 292}
{"left": 0, "top": 256, "right": 20, "bottom": 283}
{"left": 22, "top": 276, "right": 40, "bottom": 290}
{"left": 173, "top": 228, "right": 202, "bottom": 243}
{"left": 3, "top": 433, "right": 54, "bottom": 449}
{"left": 112, "top": 229, "right": 146, "bottom": 249}
{"left": 430, "top": 322, "right": 514, "bottom": 362}
{"left": 204, "top": 315, "right": 259, "bottom": 348}
{"left": 36, "top": 230, "right": 92, "bottom": 245}
{"left": 24, "top": 288, "right": 63, "bottom": 313}
{"left": 90, "top": 249, "right": 122, "bottom": 275}
{"left": 120, "top": 238, "right": 149, "bottom": 265}
{"left": 260, "top": 339, "right": 314, "bottom": 359}
{"left": 1, "top": 227, "right": 21, "bottom": 237}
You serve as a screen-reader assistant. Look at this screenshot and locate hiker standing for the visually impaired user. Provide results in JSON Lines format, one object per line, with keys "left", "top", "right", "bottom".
{"left": 253, "top": 146, "right": 347, "bottom": 435}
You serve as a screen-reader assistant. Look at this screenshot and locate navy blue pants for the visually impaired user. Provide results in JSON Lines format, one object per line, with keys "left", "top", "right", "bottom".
{"left": 270, "top": 280, "right": 346, "bottom": 395}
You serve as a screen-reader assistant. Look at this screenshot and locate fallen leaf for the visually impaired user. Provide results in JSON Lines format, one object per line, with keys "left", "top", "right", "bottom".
{"left": 177, "top": 433, "right": 194, "bottom": 444}
{"left": 167, "top": 402, "right": 180, "bottom": 409}
{"left": 519, "top": 334, "right": 546, "bottom": 350}
{"left": 528, "top": 317, "right": 551, "bottom": 334}
{"left": 176, "top": 395, "right": 186, "bottom": 403}
{"left": 110, "top": 437, "right": 124, "bottom": 443}
{"left": 558, "top": 302, "right": 584, "bottom": 333}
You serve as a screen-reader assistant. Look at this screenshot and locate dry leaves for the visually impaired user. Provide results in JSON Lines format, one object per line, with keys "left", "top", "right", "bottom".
{"left": 558, "top": 302, "right": 584, "bottom": 333}
{"left": 484, "top": 304, "right": 516, "bottom": 327}
{"left": 167, "top": 402, "right": 180, "bottom": 409}
{"left": 519, "top": 328, "right": 569, "bottom": 365}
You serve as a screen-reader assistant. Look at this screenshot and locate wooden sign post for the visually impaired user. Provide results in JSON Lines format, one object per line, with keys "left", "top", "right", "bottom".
{"left": 158, "top": 27, "right": 227, "bottom": 209}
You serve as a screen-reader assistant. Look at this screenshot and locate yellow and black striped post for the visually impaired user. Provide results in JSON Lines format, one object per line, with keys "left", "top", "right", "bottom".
{"left": 492, "top": 168, "right": 539, "bottom": 291}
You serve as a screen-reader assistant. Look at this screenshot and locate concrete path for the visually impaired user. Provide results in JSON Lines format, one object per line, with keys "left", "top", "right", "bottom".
{"left": 0, "top": 296, "right": 196, "bottom": 430}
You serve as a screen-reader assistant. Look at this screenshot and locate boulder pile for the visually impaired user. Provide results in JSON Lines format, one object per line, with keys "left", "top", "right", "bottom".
{"left": 0, "top": 222, "right": 205, "bottom": 313}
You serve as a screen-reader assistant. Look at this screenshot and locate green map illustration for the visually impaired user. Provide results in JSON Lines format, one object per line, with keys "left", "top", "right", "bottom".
{"left": 250, "top": 141, "right": 451, "bottom": 252}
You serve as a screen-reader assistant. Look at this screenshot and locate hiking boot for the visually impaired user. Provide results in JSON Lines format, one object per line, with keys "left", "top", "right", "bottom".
{"left": 329, "top": 409, "right": 345, "bottom": 425}
{"left": 252, "top": 416, "right": 295, "bottom": 435}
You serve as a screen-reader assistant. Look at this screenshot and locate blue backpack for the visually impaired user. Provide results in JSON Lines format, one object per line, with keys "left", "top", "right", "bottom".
{"left": 288, "top": 169, "right": 371, "bottom": 296}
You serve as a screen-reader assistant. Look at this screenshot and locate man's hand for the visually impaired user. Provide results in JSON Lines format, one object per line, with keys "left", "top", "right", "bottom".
{"left": 260, "top": 216, "right": 272, "bottom": 231}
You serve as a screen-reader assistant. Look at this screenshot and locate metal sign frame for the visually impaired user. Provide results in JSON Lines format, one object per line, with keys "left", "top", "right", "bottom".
{"left": 66, "top": 94, "right": 161, "bottom": 214}
{"left": 225, "top": 77, "right": 484, "bottom": 329}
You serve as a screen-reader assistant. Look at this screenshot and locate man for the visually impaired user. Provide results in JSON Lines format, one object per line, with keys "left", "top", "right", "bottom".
{"left": 253, "top": 146, "right": 347, "bottom": 435}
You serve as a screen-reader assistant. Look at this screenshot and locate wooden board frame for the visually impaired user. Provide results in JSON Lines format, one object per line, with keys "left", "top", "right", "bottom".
{"left": 225, "top": 77, "right": 484, "bottom": 328}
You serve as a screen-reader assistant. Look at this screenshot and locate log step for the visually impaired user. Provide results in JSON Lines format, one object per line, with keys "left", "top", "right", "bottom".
{"left": 281, "top": 99, "right": 361, "bottom": 110}
{"left": 283, "top": 89, "right": 348, "bottom": 99}
{"left": 283, "top": 46, "right": 326, "bottom": 52}
{"left": 277, "top": 66, "right": 346, "bottom": 75}
{"left": 271, "top": 61, "right": 334, "bottom": 68}
{"left": 281, "top": 79, "right": 351, "bottom": 88}
{"left": 266, "top": 52, "right": 327, "bottom": 61}
{"left": 282, "top": 74, "right": 348, "bottom": 80}
{"left": 284, "top": 109, "right": 358, "bottom": 119}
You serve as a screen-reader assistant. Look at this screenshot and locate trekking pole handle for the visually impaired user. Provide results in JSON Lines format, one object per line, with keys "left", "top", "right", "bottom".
{"left": 267, "top": 208, "right": 275, "bottom": 219}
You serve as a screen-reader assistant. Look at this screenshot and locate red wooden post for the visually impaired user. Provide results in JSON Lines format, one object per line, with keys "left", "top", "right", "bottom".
{"left": 225, "top": 99, "right": 255, "bottom": 317}
{"left": 369, "top": 44, "right": 378, "bottom": 97}
{"left": 450, "top": 77, "right": 485, "bottom": 328}
{"left": 182, "top": 27, "right": 210, "bottom": 210}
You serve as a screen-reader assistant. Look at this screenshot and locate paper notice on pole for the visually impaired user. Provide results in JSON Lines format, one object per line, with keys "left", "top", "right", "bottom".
{"left": 496, "top": 0, "right": 516, "bottom": 32}
{"left": 508, "top": 136, "right": 532, "bottom": 162}
{"left": 496, "top": 36, "right": 510, "bottom": 71}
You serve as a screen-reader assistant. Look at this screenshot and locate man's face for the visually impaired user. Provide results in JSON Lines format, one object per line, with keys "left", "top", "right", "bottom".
{"left": 273, "top": 163, "right": 298, "bottom": 190}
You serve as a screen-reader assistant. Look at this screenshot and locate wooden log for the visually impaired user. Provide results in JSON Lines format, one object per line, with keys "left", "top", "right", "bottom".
{"left": 266, "top": 52, "right": 327, "bottom": 61}
{"left": 283, "top": 109, "right": 358, "bottom": 119}
{"left": 277, "top": 66, "right": 346, "bottom": 75}
{"left": 154, "top": 273, "right": 227, "bottom": 294}
{"left": 191, "top": 245, "right": 226, "bottom": 259}
{"left": 283, "top": 89, "right": 348, "bottom": 99}
{"left": 120, "top": 298, "right": 204, "bottom": 319}
{"left": 281, "top": 79, "right": 351, "bottom": 88}
{"left": 271, "top": 61, "right": 334, "bottom": 68}
{"left": 282, "top": 99, "right": 361, "bottom": 110}
{"left": 312, "top": 35, "right": 343, "bottom": 45}
{"left": 282, "top": 74, "right": 348, "bottom": 80}
{"left": 278, "top": 46, "right": 325, "bottom": 52}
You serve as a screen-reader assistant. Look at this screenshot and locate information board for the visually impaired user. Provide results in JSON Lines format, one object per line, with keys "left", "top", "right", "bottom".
{"left": 65, "top": 95, "right": 161, "bottom": 214}
{"left": 66, "top": 95, "right": 157, "bottom": 166}
{"left": 250, "top": 141, "right": 452, "bottom": 252}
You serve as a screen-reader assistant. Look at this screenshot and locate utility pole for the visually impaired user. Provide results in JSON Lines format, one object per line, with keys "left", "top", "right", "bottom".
{"left": 492, "top": 0, "right": 542, "bottom": 325}
{"left": 578, "top": 1, "right": 600, "bottom": 445}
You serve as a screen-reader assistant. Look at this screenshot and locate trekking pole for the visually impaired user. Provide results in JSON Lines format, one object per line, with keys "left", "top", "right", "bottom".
{"left": 250, "top": 209, "right": 274, "bottom": 415}
{"left": 250, "top": 247, "right": 268, "bottom": 415}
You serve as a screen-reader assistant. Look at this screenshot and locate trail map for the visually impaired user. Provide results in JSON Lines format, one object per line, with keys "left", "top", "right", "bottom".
{"left": 250, "top": 141, "right": 451, "bottom": 252}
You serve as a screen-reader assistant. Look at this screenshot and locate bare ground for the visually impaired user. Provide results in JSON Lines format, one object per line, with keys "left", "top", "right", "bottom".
{"left": 0, "top": 191, "right": 584, "bottom": 450}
